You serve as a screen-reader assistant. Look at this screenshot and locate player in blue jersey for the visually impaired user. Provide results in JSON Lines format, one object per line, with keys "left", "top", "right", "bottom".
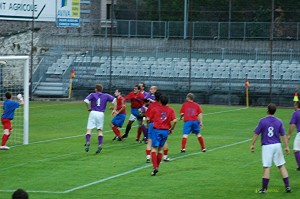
{"left": 250, "top": 103, "right": 291, "bottom": 193}
{"left": 0, "top": 92, "right": 24, "bottom": 150}
{"left": 84, "top": 84, "right": 117, "bottom": 154}
{"left": 287, "top": 101, "right": 300, "bottom": 171}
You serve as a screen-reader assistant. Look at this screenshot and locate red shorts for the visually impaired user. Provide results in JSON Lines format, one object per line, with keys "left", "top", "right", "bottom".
{"left": 1, "top": 118, "right": 12, "bottom": 130}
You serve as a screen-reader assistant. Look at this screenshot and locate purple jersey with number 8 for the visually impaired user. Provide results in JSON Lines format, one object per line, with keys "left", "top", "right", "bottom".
{"left": 254, "top": 116, "right": 285, "bottom": 145}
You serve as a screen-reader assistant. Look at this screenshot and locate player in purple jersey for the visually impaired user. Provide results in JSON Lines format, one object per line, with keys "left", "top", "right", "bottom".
{"left": 287, "top": 101, "right": 300, "bottom": 171}
{"left": 250, "top": 103, "right": 291, "bottom": 193}
{"left": 84, "top": 84, "right": 117, "bottom": 154}
{"left": 144, "top": 86, "right": 157, "bottom": 102}
{"left": 0, "top": 92, "right": 24, "bottom": 150}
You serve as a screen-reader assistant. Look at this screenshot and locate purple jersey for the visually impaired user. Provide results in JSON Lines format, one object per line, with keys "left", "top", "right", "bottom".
{"left": 84, "top": 92, "right": 115, "bottom": 112}
{"left": 145, "top": 93, "right": 155, "bottom": 101}
{"left": 289, "top": 110, "right": 300, "bottom": 132}
{"left": 142, "top": 91, "right": 149, "bottom": 98}
{"left": 254, "top": 116, "right": 285, "bottom": 145}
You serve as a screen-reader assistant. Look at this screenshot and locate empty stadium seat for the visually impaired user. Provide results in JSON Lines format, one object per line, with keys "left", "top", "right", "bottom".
{"left": 223, "top": 59, "right": 231, "bottom": 63}
{"left": 282, "top": 60, "right": 290, "bottom": 64}
{"left": 206, "top": 58, "right": 213, "bottom": 63}
{"left": 46, "top": 66, "right": 56, "bottom": 74}
{"left": 92, "top": 56, "right": 100, "bottom": 63}
{"left": 292, "top": 73, "right": 300, "bottom": 80}
{"left": 282, "top": 72, "right": 292, "bottom": 80}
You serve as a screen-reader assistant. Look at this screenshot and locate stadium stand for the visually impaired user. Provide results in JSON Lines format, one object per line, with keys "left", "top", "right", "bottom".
{"left": 34, "top": 53, "right": 299, "bottom": 100}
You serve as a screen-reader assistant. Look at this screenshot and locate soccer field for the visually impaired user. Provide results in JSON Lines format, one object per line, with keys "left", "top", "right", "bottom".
{"left": 0, "top": 101, "right": 299, "bottom": 199}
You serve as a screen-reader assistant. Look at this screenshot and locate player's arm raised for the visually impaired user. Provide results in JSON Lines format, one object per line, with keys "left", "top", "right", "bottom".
{"left": 17, "top": 94, "right": 24, "bottom": 106}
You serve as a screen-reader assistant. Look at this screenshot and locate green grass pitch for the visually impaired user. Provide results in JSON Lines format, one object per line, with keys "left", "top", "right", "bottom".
{"left": 0, "top": 101, "right": 299, "bottom": 199}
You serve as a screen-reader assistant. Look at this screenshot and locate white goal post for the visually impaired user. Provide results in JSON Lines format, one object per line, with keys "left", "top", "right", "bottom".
{"left": 0, "top": 56, "right": 29, "bottom": 145}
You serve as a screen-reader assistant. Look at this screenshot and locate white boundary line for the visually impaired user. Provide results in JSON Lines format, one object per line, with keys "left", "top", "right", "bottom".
{"left": 62, "top": 139, "right": 251, "bottom": 194}
{"left": 0, "top": 107, "right": 249, "bottom": 194}
{"left": 0, "top": 139, "right": 251, "bottom": 194}
{"left": 11, "top": 107, "right": 248, "bottom": 147}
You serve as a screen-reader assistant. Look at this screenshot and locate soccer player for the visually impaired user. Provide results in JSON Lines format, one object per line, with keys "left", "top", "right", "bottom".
{"left": 145, "top": 91, "right": 170, "bottom": 163}
{"left": 179, "top": 93, "right": 206, "bottom": 153}
{"left": 121, "top": 85, "right": 145, "bottom": 140}
{"left": 145, "top": 85, "right": 157, "bottom": 102}
{"left": 250, "top": 103, "right": 291, "bottom": 193}
{"left": 148, "top": 95, "right": 177, "bottom": 176}
{"left": 0, "top": 92, "right": 24, "bottom": 150}
{"left": 136, "top": 82, "right": 149, "bottom": 142}
{"left": 111, "top": 89, "right": 126, "bottom": 141}
{"left": 287, "top": 101, "right": 300, "bottom": 171}
{"left": 84, "top": 84, "right": 117, "bottom": 154}
{"left": 139, "top": 85, "right": 158, "bottom": 143}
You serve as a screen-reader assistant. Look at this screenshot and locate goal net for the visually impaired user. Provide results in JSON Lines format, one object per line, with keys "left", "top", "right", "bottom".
{"left": 0, "top": 56, "right": 29, "bottom": 146}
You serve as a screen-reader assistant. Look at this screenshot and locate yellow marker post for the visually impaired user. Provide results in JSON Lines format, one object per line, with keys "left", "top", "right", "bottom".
{"left": 245, "top": 77, "right": 249, "bottom": 108}
{"left": 68, "top": 68, "right": 75, "bottom": 99}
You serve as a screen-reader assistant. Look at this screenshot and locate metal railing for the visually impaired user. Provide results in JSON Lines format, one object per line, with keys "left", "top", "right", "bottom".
{"left": 50, "top": 20, "right": 300, "bottom": 40}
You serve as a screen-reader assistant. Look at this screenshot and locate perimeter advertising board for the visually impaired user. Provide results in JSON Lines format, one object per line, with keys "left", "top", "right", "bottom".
{"left": 0, "top": 0, "right": 55, "bottom": 21}
{"left": 0, "top": 0, "right": 80, "bottom": 27}
{"left": 56, "top": 0, "right": 80, "bottom": 27}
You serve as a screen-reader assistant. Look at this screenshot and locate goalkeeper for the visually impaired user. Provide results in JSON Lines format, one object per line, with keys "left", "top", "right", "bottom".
{"left": 1, "top": 92, "right": 24, "bottom": 150}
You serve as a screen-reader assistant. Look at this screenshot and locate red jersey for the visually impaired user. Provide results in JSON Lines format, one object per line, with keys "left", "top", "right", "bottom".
{"left": 125, "top": 92, "right": 144, "bottom": 108}
{"left": 117, "top": 96, "right": 126, "bottom": 114}
{"left": 149, "top": 105, "right": 176, "bottom": 130}
{"left": 146, "top": 101, "right": 161, "bottom": 122}
{"left": 180, "top": 101, "right": 203, "bottom": 122}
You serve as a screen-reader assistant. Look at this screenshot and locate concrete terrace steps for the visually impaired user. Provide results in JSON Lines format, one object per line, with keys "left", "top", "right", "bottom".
{"left": 33, "top": 81, "right": 69, "bottom": 97}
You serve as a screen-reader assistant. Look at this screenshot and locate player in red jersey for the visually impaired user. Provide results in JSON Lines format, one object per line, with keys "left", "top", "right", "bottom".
{"left": 147, "top": 95, "right": 177, "bottom": 176}
{"left": 180, "top": 93, "right": 206, "bottom": 152}
{"left": 121, "top": 85, "right": 145, "bottom": 140}
{"left": 145, "top": 91, "right": 171, "bottom": 163}
{"left": 111, "top": 89, "right": 126, "bottom": 141}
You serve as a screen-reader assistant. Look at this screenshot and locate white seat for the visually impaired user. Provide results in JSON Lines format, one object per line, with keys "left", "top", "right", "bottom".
{"left": 283, "top": 72, "right": 292, "bottom": 80}
{"left": 292, "top": 73, "right": 300, "bottom": 80}
{"left": 282, "top": 60, "right": 290, "bottom": 64}
{"left": 54, "top": 67, "right": 63, "bottom": 75}
{"left": 92, "top": 56, "right": 100, "bottom": 63}
{"left": 46, "top": 66, "right": 56, "bottom": 74}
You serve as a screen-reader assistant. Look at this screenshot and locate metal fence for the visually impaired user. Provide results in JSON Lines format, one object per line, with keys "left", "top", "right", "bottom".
{"left": 58, "top": 20, "right": 300, "bottom": 40}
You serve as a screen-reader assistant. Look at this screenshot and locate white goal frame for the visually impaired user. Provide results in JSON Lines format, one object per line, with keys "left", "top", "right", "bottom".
{"left": 0, "top": 56, "right": 30, "bottom": 145}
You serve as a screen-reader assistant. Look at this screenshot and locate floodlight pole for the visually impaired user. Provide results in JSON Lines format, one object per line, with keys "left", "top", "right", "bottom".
{"left": 228, "top": 0, "right": 232, "bottom": 39}
{"left": 30, "top": 0, "right": 35, "bottom": 100}
{"left": 184, "top": 0, "right": 188, "bottom": 39}
{"left": 269, "top": 0, "right": 274, "bottom": 103}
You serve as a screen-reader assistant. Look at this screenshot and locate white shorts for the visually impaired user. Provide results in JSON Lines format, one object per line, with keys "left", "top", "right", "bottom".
{"left": 87, "top": 111, "right": 104, "bottom": 130}
{"left": 293, "top": 132, "right": 300, "bottom": 151}
{"left": 129, "top": 114, "right": 137, "bottom": 121}
{"left": 262, "top": 143, "right": 286, "bottom": 167}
